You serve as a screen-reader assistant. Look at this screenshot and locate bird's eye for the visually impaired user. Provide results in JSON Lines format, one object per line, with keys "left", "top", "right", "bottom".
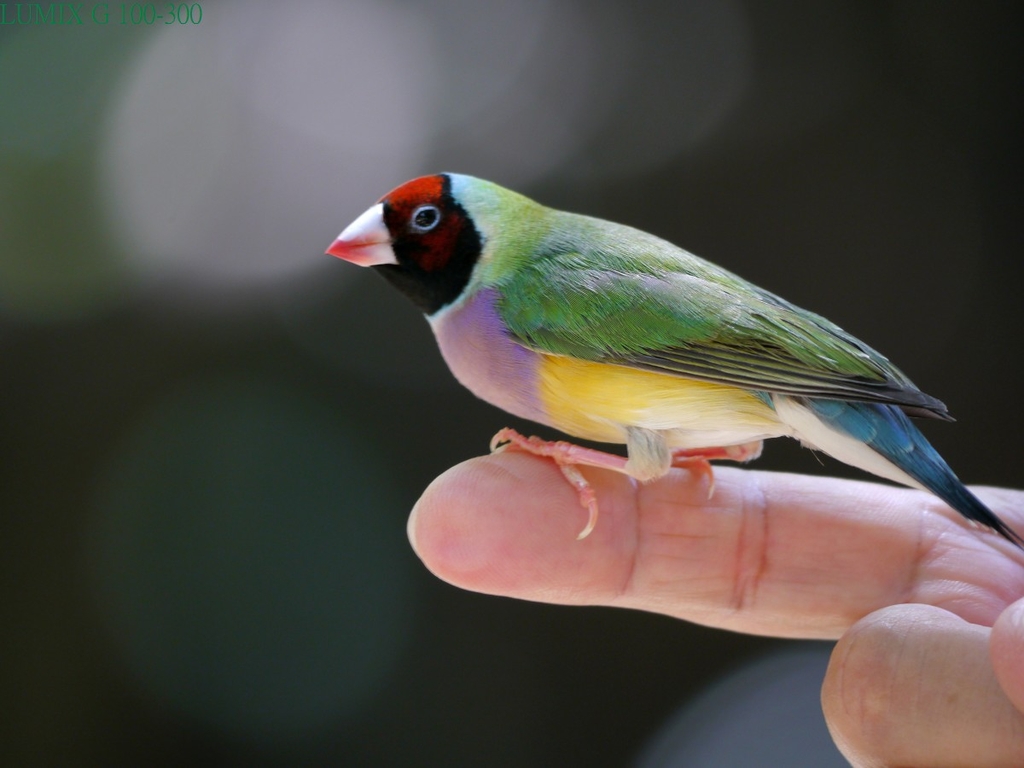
{"left": 411, "top": 205, "right": 441, "bottom": 232}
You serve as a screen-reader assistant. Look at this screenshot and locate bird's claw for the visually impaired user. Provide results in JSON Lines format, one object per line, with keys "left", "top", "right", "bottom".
{"left": 489, "top": 427, "right": 611, "bottom": 539}
{"left": 491, "top": 429, "right": 763, "bottom": 539}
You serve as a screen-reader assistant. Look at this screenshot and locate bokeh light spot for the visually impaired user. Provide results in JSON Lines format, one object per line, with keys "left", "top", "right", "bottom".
{"left": 87, "top": 376, "right": 413, "bottom": 740}
{"left": 425, "top": 0, "right": 610, "bottom": 186}
{"left": 100, "top": 0, "right": 438, "bottom": 288}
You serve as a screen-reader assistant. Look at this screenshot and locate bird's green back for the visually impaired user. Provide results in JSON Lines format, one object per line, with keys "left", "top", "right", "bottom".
{"left": 451, "top": 175, "right": 948, "bottom": 418}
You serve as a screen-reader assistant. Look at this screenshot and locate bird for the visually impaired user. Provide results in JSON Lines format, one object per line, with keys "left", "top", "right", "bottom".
{"left": 326, "top": 172, "right": 1021, "bottom": 547}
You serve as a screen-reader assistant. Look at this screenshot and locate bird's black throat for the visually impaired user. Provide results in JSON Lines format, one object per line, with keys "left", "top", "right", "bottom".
{"left": 377, "top": 182, "right": 483, "bottom": 315}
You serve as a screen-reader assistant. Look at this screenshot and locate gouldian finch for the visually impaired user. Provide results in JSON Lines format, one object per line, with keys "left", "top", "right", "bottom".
{"left": 327, "top": 173, "right": 1021, "bottom": 546}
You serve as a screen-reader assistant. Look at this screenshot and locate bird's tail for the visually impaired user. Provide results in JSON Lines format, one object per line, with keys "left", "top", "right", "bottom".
{"left": 791, "top": 397, "right": 1024, "bottom": 548}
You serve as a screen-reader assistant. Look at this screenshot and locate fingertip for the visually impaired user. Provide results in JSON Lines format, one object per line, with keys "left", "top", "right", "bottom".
{"left": 406, "top": 455, "right": 513, "bottom": 588}
{"left": 821, "top": 608, "right": 906, "bottom": 764}
{"left": 992, "top": 597, "right": 1024, "bottom": 642}
{"left": 406, "top": 451, "right": 639, "bottom": 602}
{"left": 823, "top": 605, "right": 1022, "bottom": 767}
{"left": 406, "top": 495, "right": 422, "bottom": 558}
{"left": 991, "top": 598, "right": 1024, "bottom": 715}
{"left": 409, "top": 453, "right": 585, "bottom": 590}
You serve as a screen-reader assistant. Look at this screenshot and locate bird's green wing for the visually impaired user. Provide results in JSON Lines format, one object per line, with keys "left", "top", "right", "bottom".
{"left": 495, "top": 226, "right": 950, "bottom": 420}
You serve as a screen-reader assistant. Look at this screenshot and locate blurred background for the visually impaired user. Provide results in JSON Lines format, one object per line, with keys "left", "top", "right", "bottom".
{"left": 1, "top": 1, "right": 1021, "bottom": 765}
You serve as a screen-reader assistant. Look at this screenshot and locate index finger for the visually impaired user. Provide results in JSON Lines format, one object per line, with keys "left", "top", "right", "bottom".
{"left": 407, "top": 453, "right": 1024, "bottom": 639}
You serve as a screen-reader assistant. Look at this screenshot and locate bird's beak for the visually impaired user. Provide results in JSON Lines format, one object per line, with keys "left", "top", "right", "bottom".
{"left": 326, "top": 203, "right": 397, "bottom": 266}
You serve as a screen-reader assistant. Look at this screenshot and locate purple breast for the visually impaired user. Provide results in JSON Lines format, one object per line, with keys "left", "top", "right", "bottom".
{"left": 429, "top": 287, "right": 548, "bottom": 425}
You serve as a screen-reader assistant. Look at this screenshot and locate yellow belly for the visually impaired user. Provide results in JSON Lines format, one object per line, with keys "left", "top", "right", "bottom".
{"left": 536, "top": 354, "right": 785, "bottom": 446}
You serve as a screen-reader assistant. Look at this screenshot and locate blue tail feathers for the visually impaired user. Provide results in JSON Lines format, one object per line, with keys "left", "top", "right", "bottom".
{"left": 804, "top": 398, "right": 1023, "bottom": 548}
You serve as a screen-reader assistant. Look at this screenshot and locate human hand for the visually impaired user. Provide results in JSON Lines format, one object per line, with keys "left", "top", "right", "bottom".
{"left": 407, "top": 453, "right": 1024, "bottom": 766}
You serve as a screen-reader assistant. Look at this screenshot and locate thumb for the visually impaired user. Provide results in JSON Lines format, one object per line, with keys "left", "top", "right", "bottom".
{"left": 990, "top": 597, "right": 1024, "bottom": 727}
{"left": 823, "top": 604, "right": 1024, "bottom": 766}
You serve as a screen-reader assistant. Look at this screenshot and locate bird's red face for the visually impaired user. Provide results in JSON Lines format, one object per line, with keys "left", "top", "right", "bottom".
{"left": 327, "top": 174, "right": 482, "bottom": 314}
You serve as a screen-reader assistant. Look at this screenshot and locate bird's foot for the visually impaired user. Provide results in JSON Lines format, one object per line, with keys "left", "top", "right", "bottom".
{"left": 669, "top": 441, "right": 763, "bottom": 499}
{"left": 490, "top": 430, "right": 763, "bottom": 539}
{"left": 490, "top": 428, "right": 632, "bottom": 540}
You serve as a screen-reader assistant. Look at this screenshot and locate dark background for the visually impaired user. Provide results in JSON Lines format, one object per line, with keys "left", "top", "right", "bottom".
{"left": 1, "top": 1, "right": 1021, "bottom": 765}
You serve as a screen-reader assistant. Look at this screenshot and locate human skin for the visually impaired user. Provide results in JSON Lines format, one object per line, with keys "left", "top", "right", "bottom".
{"left": 407, "top": 453, "right": 1024, "bottom": 766}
